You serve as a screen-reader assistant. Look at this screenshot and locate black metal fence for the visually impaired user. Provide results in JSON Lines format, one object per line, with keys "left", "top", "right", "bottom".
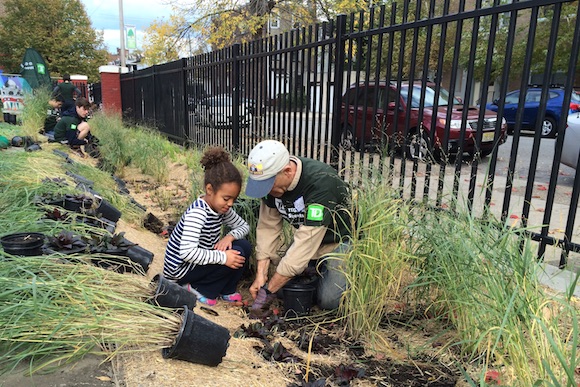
{"left": 120, "top": 0, "right": 580, "bottom": 268}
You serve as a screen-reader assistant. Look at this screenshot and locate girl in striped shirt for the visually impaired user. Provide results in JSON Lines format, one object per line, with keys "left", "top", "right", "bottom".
{"left": 162, "top": 147, "right": 251, "bottom": 306}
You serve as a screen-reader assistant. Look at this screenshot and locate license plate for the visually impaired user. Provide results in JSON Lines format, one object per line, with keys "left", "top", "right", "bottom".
{"left": 482, "top": 132, "right": 495, "bottom": 142}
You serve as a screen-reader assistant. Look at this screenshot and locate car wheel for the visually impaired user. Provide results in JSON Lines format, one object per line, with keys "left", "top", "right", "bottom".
{"left": 541, "top": 116, "right": 557, "bottom": 138}
{"left": 406, "top": 130, "right": 434, "bottom": 162}
{"left": 339, "top": 126, "right": 358, "bottom": 151}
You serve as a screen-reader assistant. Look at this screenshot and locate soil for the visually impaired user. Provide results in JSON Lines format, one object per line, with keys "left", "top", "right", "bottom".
{"left": 1, "top": 147, "right": 467, "bottom": 387}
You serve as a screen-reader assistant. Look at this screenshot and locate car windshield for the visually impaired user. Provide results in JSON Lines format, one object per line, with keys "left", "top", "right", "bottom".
{"left": 400, "top": 85, "right": 460, "bottom": 108}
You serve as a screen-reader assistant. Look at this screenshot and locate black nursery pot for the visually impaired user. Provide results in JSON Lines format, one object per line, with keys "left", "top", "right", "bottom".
{"left": 1, "top": 232, "right": 46, "bottom": 256}
{"left": 283, "top": 283, "right": 316, "bottom": 317}
{"left": 64, "top": 194, "right": 93, "bottom": 212}
{"left": 162, "top": 307, "right": 230, "bottom": 366}
{"left": 95, "top": 197, "right": 121, "bottom": 223}
{"left": 126, "top": 245, "right": 153, "bottom": 272}
{"left": 151, "top": 274, "right": 197, "bottom": 310}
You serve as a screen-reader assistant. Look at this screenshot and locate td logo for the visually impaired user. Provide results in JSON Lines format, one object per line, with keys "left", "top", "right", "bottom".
{"left": 307, "top": 205, "right": 324, "bottom": 221}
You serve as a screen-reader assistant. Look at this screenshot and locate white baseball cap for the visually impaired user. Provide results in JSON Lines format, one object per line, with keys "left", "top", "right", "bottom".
{"left": 245, "top": 140, "right": 290, "bottom": 198}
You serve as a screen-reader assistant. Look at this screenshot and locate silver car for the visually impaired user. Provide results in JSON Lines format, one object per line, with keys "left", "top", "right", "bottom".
{"left": 196, "top": 95, "right": 252, "bottom": 128}
{"left": 562, "top": 112, "right": 580, "bottom": 169}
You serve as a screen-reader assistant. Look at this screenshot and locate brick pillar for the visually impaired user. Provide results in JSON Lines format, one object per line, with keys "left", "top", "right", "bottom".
{"left": 98, "top": 65, "right": 128, "bottom": 115}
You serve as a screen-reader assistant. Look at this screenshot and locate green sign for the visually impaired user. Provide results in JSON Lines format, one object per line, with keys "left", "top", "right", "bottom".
{"left": 126, "top": 25, "right": 137, "bottom": 49}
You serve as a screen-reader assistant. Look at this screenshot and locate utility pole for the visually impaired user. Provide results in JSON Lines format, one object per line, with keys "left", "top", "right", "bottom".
{"left": 119, "top": 0, "right": 126, "bottom": 68}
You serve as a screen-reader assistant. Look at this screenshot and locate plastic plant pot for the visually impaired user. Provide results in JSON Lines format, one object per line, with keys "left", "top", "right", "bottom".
{"left": 65, "top": 171, "right": 94, "bottom": 187}
{"left": 162, "top": 307, "right": 230, "bottom": 366}
{"left": 64, "top": 194, "right": 93, "bottom": 212}
{"left": 94, "top": 196, "right": 121, "bottom": 223}
{"left": 1, "top": 232, "right": 46, "bottom": 256}
{"left": 151, "top": 274, "right": 197, "bottom": 309}
{"left": 283, "top": 283, "right": 316, "bottom": 317}
{"left": 126, "top": 245, "right": 153, "bottom": 272}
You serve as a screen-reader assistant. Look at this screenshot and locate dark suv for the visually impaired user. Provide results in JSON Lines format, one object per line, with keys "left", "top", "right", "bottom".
{"left": 486, "top": 86, "right": 580, "bottom": 138}
{"left": 340, "top": 81, "right": 507, "bottom": 160}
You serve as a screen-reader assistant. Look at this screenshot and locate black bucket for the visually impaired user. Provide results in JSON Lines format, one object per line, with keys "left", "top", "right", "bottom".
{"left": 283, "top": 283, "right": 316, "bottom": 317}
{"left": 151, "top": 274, "right": 197, "bottom": 309}
{"left": 1, "top": 232, "right": 46, "bottom": 256}
{"left": 162, "top": 307, "right": 230, "bottom": 366}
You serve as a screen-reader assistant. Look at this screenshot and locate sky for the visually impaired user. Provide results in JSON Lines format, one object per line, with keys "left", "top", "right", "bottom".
{"left": 80, "top": 0, "right": 175, "bottom": 54}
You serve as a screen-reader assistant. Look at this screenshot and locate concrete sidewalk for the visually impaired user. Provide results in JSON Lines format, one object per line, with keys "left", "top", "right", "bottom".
{"left": 538, "top": 264, "right": 580, "bottom": 298}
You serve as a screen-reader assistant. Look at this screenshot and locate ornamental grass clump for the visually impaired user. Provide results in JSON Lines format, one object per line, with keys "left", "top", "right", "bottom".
{"left": 0, "top": 257, "right": 182, "bottom": 375}
{"left": 408, "top": 207, "right": 580, "bottom": 385}
{"left": 338, "top": 183, "right": 412, "bottom": 343}
{"left": 21, "top": 87, "right": 52, "bottom": 139}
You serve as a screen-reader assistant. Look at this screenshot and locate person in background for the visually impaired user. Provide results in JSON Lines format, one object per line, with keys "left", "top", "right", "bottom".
{"left": 245, "top": 140, "right": 352, "bottom": 318}
{"left": 53, "top": 97, "right": 92, "bottom": 155}
{"left": 41, "top": 94, "right": 65, "bottom": 137}
{"left": 54, "top": 74, "right": 82, "bottom": 118}
{"left": 52, "top": 74, "right": 81, "bottom": 106}
{"left": 163, "top": 147, "right": 252, "bottom": 306}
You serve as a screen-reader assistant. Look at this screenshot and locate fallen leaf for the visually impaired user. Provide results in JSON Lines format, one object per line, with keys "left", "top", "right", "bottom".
{"left": 510, "top": 214, "right": 519, "bottom": 219}
{"left": 440, "top": 203, "right": 449, "bottom": 209}
{"left": 485, "top": 370, "right": 501, "bottom": 384}
{"left": 96, "top": 376, "right": 111, "bottom": 382}
{"left": 559, "top": 171, "right": 571, "bottom": 176}
{"left": 532, "top": 195, "right": 541, "bottom": 199}
{"left": 536, "top": 208, "right": 544, "bottom": 212}
{"left": 537, "top": 185, "right": 547, "bottom": 191}
{"left": 512, "top": 187, "right": 518, "bottom": 192}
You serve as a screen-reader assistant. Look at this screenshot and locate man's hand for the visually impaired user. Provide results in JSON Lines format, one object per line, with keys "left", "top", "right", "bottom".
{"left": 249, "top": 275, "right": 267, "bottom": 299}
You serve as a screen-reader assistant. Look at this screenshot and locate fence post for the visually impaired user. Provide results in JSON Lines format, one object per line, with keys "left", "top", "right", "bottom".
{"left": 330, "top": 14, "right": 347, "bottom": 167}
{"left": 232, "top": 43, "right": 241, "bottom": 152}
{"left": 182, "top": 58, "right": 189, "bottom": 145}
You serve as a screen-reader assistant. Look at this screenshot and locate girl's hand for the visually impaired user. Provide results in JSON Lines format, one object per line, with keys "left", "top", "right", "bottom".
{"left": 225, "top": 249, "right": 245, "bottom": 269}
{"left": 214, "top": 235, "right": 234, "bottom": 251}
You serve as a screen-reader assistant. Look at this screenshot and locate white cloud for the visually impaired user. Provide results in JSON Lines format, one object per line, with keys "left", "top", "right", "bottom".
{"left": 82, "top": 0, "right": 173, "bottom": 53}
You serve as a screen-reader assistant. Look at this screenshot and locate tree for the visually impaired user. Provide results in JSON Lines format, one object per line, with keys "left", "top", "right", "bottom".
{"left": 142, "top": 15, "right": 187, "bottom": 65}
{"left": 0, "top": 0, "right": 109, "bottom": 82}
{"left": 169, "top": 0, "right": 371, "bottom": 50}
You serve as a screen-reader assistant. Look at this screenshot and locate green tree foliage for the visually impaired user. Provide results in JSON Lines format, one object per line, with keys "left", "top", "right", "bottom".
{"left": 0, "top": 0, "right": 108, "bottom": 82}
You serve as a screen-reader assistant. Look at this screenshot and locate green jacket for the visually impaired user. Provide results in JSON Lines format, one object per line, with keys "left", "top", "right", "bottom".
{"left": 53, "top": 82, "right": 80, "bottom": 101}
{"left": 54, "top": 115, "right": 82, "bottom": 142}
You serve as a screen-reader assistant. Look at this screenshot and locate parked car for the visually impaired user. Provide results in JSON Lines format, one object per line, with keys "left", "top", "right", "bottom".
{"left": 562, "top": 112, "right": 580, "bottom": 169}
{"left": 196, "top": 94, "right": 252, "bottom": 128}
{"left": 486, "top": 86, "right": 580, "bottom": 138}
{"left": 340, "top": 81, "right": 507, "bottom": 160}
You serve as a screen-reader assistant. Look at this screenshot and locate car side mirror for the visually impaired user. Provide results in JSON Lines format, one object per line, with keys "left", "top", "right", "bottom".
{"left": 388, "top": 102, "right": 396, "bottom": 109}
{"left": 492, "top": 99, "right": 499, "bottom": 105}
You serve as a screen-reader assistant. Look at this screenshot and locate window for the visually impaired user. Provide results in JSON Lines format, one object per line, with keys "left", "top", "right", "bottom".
{"left": 270, "top": 16, "right": 280, "bottom": 29}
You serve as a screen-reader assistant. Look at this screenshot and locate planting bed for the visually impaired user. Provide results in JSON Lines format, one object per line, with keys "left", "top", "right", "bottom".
{"left": 66, "top": 162, "right": 466, "bottom": 387}
{"left": 4, "top": 142, "right": 576, "bottom": 387}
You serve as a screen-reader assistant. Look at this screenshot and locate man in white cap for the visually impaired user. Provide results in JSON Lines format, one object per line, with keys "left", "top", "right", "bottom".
{"left": 245, "top": 140, "right": 352, "bottom": 318}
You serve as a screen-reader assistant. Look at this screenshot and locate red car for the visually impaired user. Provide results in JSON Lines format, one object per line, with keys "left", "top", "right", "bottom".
{"left": 340, "top": 81, "right": 507, "bottom": 160}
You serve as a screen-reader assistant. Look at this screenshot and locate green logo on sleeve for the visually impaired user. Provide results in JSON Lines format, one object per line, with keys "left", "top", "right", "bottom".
{"left": 307, "top": 204, "right": 324, "bottom": 221}
{"left": 71, "top": 124, "right": 77, "bottom": 130}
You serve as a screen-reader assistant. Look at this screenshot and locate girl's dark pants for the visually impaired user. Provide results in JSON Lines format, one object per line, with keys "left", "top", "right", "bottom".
{"left": 177, "top": 239, "right": 251, "bottom": 299}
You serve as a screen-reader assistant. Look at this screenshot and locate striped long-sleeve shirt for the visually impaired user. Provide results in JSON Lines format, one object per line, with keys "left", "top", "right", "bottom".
{"left": 163, "top": 196, "right": 250, "bottom": 281}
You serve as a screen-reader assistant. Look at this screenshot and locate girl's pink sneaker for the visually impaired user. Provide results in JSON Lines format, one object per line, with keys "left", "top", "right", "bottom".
{"left": 221, "top": 292, "right": 242, "bottom": 302}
